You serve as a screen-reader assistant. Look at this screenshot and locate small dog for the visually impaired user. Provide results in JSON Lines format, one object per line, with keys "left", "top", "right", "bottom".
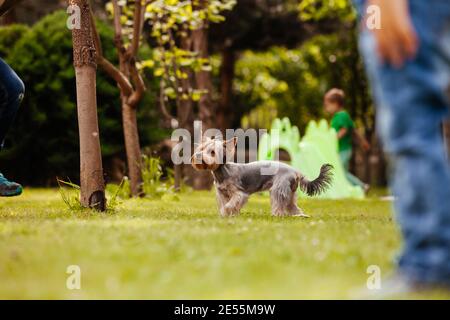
{"left": 192, "top": 137, "right": 333, "bottom": 217}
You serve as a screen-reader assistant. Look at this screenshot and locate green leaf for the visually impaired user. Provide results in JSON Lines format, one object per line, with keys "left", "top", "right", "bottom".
{"left": 154, "top": 68, "right": 165, "bottom": 77}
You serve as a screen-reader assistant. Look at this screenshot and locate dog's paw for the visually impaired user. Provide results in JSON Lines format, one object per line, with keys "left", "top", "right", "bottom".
{"left": 292, "top": 213, "right": 310, "bottom": 218}
{"left": 222, "top": 204, "right": 239, "bottom": 216}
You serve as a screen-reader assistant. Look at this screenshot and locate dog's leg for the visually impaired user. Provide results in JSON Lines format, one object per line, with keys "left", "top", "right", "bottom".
{"left": 270, "top": 178, "right": 295, "bottom": 217}
{"left": 270, "top": 190, "right": 289, "bottom": 217}
{"left": 288, "top": 192, "right": 310, "bottom": 218}
{"left": 223, "top": 191, "right": 248, "bottom": 216}
{"left": 215, "top": 187, "right": 230, "bottom": 216}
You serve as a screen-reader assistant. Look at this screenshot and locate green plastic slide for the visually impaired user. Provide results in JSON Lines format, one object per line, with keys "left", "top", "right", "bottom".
{"left": 258, "top": 117, "right": 364, "bottom": 199}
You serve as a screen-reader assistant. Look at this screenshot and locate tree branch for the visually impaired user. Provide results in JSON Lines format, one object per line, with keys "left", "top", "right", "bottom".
{"left": 127, "top": 60, "right": 146, "bottom": 107}
{"left": 89, "top": 5, "right": 133, "bottom": 97}
{"left": 98, "top": 56, "right": 133, "bottom": 97}
{"left": 112, "top": 0, "right": 125, "bottom": 52}
{"left": 128, "top": 0, "right": 144, "bottom": 57}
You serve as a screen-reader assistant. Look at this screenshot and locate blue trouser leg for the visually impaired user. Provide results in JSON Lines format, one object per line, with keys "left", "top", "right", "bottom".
{"left": 339, "top": 149, "right": 365, "bottom": 188}
{"left": 357, "top": 0, "right": 450, "bottom": 285}
{"left": 0, "top": 58, "right": 24, "bottom": 149}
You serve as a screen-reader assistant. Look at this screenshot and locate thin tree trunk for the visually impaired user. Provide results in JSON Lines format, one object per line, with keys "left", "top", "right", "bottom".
{"left": 174, "top": 164, "right": 182, "bottom": 192}
{"left": 192, "top": 1, "right": 214, "bottom": 190}
{"left": 118, "top": 57, "right": 143, "bottom": 197}
{"left": 174, "top": 34, "right": 196, "bottom": 191}
{"left": 122, "top": 101, "right": 143, "bottom": 196}
{"left": 173, "top": 96, "right": 191, "bottom": 191}
{"left": 217, "top": 47, "right": 235, "bottom": 134}
{"left": 192, "top": 18, "right": 215, "bottom": 131}
{"left": 99, "top": 0, "right": 145, "bottom": 197}
{"left": 70, "top": 0, "right": 106, "bottom": 210}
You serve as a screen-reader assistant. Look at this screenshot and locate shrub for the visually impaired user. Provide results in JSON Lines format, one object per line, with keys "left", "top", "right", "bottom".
{"left": 0, "top": 24, "right": 29, "bottom": 57}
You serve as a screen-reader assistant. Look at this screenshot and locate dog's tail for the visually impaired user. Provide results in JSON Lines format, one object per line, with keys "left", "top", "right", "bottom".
{"left": 298, "top": 164, "right": 333, "bottom": 197}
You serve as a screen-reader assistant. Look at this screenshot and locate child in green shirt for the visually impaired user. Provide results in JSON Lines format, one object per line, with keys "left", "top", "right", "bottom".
{"left": 324, "top": 88, "right": 370, "bottom": 192}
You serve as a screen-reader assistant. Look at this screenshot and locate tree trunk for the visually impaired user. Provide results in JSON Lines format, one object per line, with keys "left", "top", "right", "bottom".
{"left": 92, "top": 0, "right": 145, "bottom": 198}
{"left": 217, "top": 48, "right": 235, "bottom": 134}
{"left": 173, "top": 34, "right": 196, "bottom": 191}
{"left": 118, "top": 60, "right": 143, "bottom": 197}
{"left": 174, "top": 95, "right": 193, "bottom": 192}
{"left": 192, "top": 20, "right": 215, "bottom": 131}
{"left": 70, "top": 0, "right": 106, "bottom": 211}
{"left": 174, "top": 164, "right": 182, "bottom": 192}
{"left": 122, "top": 101, "right": 143, "bottom": 196}
{"left": 192, "top": 4, "right": 214, "bottom": 190}
{"left": 119, "top": 1, "right": 144, "bottom": 197}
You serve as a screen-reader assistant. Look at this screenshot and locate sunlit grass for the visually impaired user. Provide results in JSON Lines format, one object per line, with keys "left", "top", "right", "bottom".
{"left": 0, "top": 188, "right": 448, "bottom": 299}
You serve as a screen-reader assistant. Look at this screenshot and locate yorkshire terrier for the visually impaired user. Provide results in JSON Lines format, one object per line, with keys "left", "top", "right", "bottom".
{"left": 192, "top": 137, "right": 333, "bottom": 217}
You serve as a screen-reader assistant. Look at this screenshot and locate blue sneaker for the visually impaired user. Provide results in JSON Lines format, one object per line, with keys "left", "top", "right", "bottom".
{"left": 0, "top": 173, "right": 23, "bottom": 197}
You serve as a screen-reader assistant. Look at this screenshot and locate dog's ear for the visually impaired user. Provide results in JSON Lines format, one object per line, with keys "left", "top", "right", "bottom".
{"left": 224, "top": 137, "right": 237, "bottom": 161}
{"left": 224, "top": 136, "right": 237, "bottom": 149}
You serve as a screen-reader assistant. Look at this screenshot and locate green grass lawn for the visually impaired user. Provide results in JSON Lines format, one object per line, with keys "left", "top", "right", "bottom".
{"left": 0, "top": 189, "right": 448, "bottom": 299}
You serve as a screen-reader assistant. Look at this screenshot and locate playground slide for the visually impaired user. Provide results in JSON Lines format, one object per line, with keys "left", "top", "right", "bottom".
{"left": 258, "top": 117, "right": 364, "bottom": 199}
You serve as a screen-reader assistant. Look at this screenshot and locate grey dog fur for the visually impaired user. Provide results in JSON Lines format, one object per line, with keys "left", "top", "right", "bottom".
{"left": 192, "top": 137, "right": 333, "bottom": 217}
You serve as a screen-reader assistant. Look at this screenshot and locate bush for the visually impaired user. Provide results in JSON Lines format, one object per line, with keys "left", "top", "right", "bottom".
{"left": 236, "top": 34, "right": 372, "bottom": 133}
{"left": 0, "top": 24, "right": 29, "bottom": 58}
{"left": 0, "top": 10, "right": 165, "bottom": 185}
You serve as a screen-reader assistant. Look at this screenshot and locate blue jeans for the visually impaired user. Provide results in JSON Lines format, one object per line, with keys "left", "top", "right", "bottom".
{"left": 0, "top": 58, "right": 24, "bottom": 149}
{"left": 356, "top": 0, "right": 450, "bottom": 285}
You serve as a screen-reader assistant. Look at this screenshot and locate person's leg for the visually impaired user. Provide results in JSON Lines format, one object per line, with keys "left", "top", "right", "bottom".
{"left": 339, "top": 149, "right": 352, "bottom": 172}
{"left": 339, "top": 149, "right": 366, "bottom": 188}
{"left": 0, "top": 58, "right": 24, "bottom": 197}
{"left": 0, "top": 58, "right": 24, "bottom": 146}
{"left": 346, "top": 171, "right": 366, "bottom": 189}
{"left": 359, "top": 0, "right": 450, "bottom": 286}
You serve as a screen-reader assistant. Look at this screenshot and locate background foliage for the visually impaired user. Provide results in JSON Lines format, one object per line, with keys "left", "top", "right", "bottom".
{"left": 238, "top": 33, "right": 373, "bottom": 133}
{"left": 0, "top": 1, "right": 378, "bottom": 186}
{"left": 0, "top": 11, "right": 165, "bottom": 185}
{"left": 237, "top": 0, "right": 372, "bottom": 134}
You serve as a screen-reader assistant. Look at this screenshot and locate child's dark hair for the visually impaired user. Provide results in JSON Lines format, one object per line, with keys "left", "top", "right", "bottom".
{"left": 324, "top": 88, "right": 345, "bottom": 107}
